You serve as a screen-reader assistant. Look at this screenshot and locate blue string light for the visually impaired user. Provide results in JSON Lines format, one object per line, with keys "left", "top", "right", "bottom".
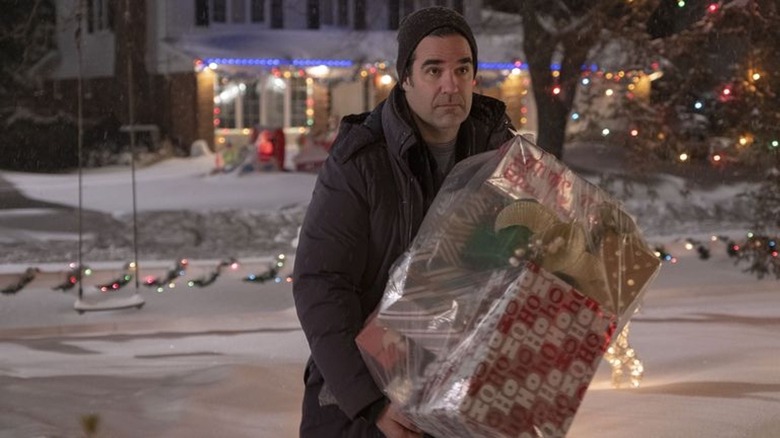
{"left": 204, "top": 58, "right": 352, "bottom": 68}
{"left": 203, "top": 58, "right": 600, "bottom": 72}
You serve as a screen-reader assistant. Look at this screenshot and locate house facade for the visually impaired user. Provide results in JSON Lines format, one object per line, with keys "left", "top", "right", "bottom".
{"left": 45, "top": 0, "right": 535, "bottom": 162}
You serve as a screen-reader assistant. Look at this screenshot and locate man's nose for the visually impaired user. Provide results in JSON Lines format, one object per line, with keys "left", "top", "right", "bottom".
{"left": 440, "top": 70, "right": 459, "bottom": 93}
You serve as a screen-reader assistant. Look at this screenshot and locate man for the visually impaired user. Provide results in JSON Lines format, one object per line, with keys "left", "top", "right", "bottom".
{"left": 293, "top": 6, "right": 515, "bottom": 437}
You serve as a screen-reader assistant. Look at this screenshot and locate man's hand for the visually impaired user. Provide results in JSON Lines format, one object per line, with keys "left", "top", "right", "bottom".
{"left": 375, "top": 402, "right": 423, "bottom": 438}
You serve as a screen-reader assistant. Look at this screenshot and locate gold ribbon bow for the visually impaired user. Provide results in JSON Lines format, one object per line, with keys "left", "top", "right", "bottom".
{"left": 495, "top": 200, "right": 659, "bottom": 316}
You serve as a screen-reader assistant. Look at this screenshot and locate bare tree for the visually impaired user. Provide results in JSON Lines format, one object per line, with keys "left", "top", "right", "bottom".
{"left": 485, "top": 0, "right": 667, "bottom": 160}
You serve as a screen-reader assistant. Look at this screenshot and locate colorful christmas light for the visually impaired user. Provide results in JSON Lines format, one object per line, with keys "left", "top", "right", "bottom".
{"left": 144, "top": 259, "right": 189, "bottom": 293}
{"left": 728, "top": 232, "right": 780, "bottom": 279}
{"left": 96, "top": 262, "right": 136, "bottom": 292}
{"left": 187, "top": 258, "right": 240, "bottom": 288}
{"left": 654, "top": 246, "right": 677, "bottom": 264}
{"left": 243, "top": 254, "right": 289, "bottom": 284}
{"left": 53, "top": 263, "right": 92, "bottom": 291}
{"left": 652, "top": 233, "right": 778, "bottom": 279}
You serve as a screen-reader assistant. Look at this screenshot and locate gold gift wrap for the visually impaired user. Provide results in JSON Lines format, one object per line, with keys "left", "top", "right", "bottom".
{"left": 489, "top": 198, "right": 659, "bottom": 320}
{"left": 485, "top": 136, "right": 662, "bottom": 321}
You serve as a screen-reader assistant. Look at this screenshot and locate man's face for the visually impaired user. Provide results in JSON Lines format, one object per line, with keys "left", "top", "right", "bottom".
{"left": 402, "top": 34, "right": 475, "bottom": 144}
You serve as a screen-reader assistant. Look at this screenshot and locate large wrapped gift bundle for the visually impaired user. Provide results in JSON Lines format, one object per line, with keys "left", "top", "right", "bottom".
{"left": 356, "top": 135, "right": 661, "bottom": 437}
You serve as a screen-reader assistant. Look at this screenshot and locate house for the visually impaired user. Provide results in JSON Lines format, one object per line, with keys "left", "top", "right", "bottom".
{"left": 44, "top": 0, "right": 536, "bottom": 167}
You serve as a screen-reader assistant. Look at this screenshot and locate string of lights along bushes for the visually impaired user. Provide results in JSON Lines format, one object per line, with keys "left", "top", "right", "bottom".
{"left": 4, "top": 234, "right": 776, "bottom": 297}
{"left": 0, "top": 254, "right": 291, "bottom": 296}
{"left": 655, "top": 232, "right": 779, "bottom": 278}
{"left": 97, "top": 262, "right": 136, "bottom": 292}
{"left": 52, "top": 263, "right": 93, "bottom": 292}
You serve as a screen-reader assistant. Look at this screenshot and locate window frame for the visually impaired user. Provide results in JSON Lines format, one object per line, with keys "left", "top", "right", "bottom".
{"left": 215, "top": 73, "right": 312, "bottom": 131}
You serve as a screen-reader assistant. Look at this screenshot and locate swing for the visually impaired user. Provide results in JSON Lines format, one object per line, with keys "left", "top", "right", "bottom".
{"left": 73, "top": 1, "right": 144, "bottom": 314}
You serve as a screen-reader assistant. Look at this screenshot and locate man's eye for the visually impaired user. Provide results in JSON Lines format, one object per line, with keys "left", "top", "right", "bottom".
{"left": 457, "top": 66, "right": 471, "bottom": 75}
{"left": 426, "top": 68, "right": 441, "bottom": 76}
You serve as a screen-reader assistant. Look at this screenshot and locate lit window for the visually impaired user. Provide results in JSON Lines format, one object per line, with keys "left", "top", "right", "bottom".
{"left": 290, "top": 77, "right": 308, "bottom": 127}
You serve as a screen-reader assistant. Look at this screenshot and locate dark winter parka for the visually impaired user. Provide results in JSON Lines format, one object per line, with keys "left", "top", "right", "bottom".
{"left": 293, "top": 84, "right": 515, "bottom": 437}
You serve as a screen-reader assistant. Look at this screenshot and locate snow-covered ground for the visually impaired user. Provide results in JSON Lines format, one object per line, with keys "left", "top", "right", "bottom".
{"left": 0, "top": 154, "right": 317, "bottom": 264}
{"left": 0, "top": 142, "right": 759, "bottom": 267}
{"left": 1, "top": 142, "right": 778, "bottom": 437}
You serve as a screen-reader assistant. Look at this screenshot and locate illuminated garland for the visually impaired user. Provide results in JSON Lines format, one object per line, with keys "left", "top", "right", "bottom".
{"left": 1, "top": 267, "right": 40, "bottom": 295}
{"left": 53, "top": 264, "right": 93, "bottom": 291}
{"left": 727, "top": 233, "right": 778, "bottom": 257}
{"left": 97, "top": 262, "right": 136, "bottom": 292}
{"left": 604, "top": 322, "right": 644, "bottom": 388}
{"left": 654, "top": 246, "right": 677, "bottom": 264}
{"left": 728, "top": 233, "right": 779, "bottom": 279}
{"left": 5, "top": 256, "right": 294, "bottom": 294}
{"left": 243, "top": 254, "right": 290, "bottom": 284}
{"left": 657, "top": 234, "right": 777, "bottom": 258}
{"left": 143, "top": 259, "right": 188, "bottom": 293}
{"left": 570, "top": 57, "right": 777, "bottom": 162}
{"left": 653, "top": 233, "right": 779, "bottom": 279}
{"left": 683, "top": 237, "right": 711, "bottom": 260}
{"left": 188, "top": 258, "right": 240, "bottom": 287}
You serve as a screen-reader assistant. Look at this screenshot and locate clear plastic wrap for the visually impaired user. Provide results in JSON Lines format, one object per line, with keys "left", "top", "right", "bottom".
{"left": 356, "top": 135, "right": 661, "bottom": 437}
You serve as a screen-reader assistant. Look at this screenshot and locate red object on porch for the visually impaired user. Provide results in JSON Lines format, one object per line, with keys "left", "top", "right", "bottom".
{"left": 256, "top": 128, "right": 286, "bottom": 170}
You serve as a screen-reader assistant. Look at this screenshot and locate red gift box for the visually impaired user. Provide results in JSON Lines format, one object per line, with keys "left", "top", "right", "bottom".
{"left": 410, "top": 263, "right": 616, "bottom": 438}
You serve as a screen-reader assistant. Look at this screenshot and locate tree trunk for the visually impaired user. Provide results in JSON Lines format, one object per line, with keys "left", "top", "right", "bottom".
{"left": 519, "top": 0, "right": 604, "bottom": 160}
{"left": 533, "top": 89, "right": 569, "bottom": 159}
{"left": 524, "top": 33, "right": 572, "bottom": 160}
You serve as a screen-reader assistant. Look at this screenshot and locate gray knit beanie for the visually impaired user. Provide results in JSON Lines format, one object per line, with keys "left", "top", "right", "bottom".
{"left": 396, "top": 6, "right": 478, "bottom": 85}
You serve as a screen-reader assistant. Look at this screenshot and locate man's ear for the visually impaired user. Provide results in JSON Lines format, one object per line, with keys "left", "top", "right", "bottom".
{"left": 401, "top": 76, "right": 412, "bottom": 91}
